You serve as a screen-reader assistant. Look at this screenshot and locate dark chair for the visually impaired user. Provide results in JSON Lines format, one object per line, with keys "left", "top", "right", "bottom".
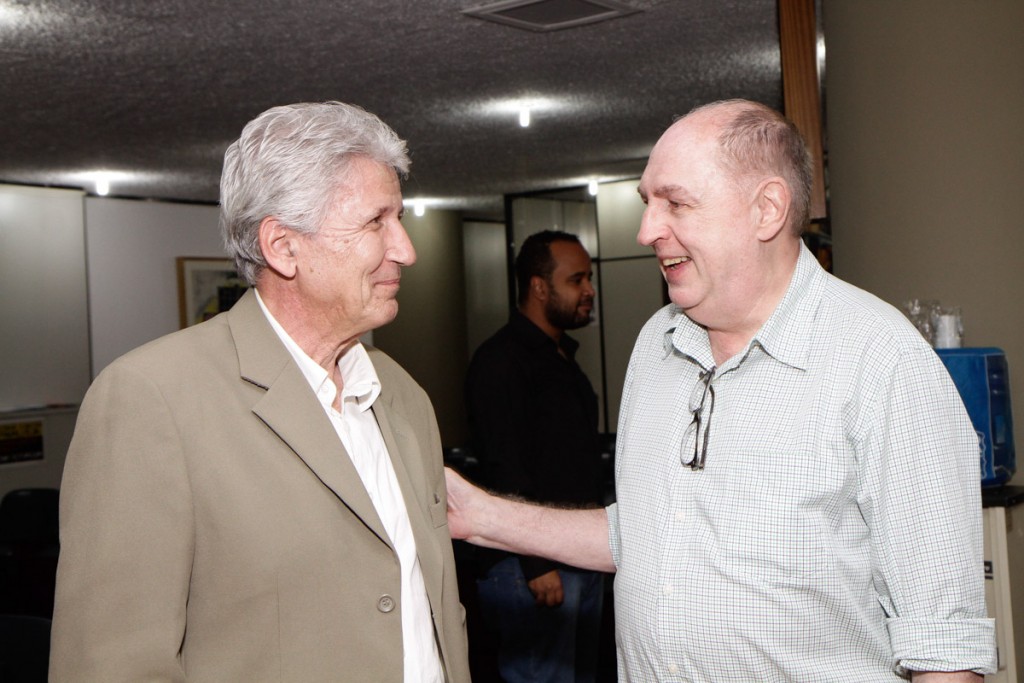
{"left": 0, "top": 614, "right": 51, "bottom": 682}
{"left": 0, "top": 489, "right": 60, "bottom": 618}
{"left": 0, "top": 489, "right": 60, "bottom": 544}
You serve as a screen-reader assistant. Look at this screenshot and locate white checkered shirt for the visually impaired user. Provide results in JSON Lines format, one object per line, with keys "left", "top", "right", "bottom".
{"left": 608, "top": 245, "right": 996, "bottom": 681}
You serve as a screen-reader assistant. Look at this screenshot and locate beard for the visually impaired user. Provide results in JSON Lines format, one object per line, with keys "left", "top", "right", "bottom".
{"left": 545, "top": 292, "right": 592, "bottom": 331}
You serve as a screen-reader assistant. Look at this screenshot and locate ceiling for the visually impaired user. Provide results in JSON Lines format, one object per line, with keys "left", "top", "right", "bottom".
{"left": 0, "top": 0, "right": 784, "bottom": 219}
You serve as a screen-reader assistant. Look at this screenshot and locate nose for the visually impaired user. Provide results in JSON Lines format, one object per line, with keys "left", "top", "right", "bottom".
{"left": 582, "top": 277, "right": 596, "bottom": 298}
{"left": 636, "top": 204, "right": 663, "bottom": 248}
{"left": 388, "top": 219, "right": 417, "bottom": 266}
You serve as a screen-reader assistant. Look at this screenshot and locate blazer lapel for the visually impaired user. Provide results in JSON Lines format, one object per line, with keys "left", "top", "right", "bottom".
{"left": 229, "top": 290, "right": 390, "bottom": 546}
{"left": 371, "top": 391, "right": 443, "bottom": 606}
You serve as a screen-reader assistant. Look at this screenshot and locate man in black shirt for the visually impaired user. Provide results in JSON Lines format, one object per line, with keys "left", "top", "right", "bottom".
{"left": 465, "top": 230, "right": 605, "bottom": 683}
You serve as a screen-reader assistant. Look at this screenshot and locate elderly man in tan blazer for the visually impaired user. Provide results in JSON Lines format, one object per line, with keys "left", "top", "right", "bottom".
{"left": 50, "top": 102, "right": 471, "bottom": 682}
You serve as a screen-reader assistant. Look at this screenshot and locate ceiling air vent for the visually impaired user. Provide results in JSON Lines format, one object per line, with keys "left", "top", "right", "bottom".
{"left": 462, "top": 0, "right": 641, "bottom": 32}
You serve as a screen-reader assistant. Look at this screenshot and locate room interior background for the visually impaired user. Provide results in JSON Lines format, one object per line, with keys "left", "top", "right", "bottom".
{"left": 2, "top": 0, "right": 1022, "bottom": 495}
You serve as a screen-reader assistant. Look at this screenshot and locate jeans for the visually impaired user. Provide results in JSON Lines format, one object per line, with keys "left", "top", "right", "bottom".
{"left": 477, "top": 557, "right": 604, "bottom": 683}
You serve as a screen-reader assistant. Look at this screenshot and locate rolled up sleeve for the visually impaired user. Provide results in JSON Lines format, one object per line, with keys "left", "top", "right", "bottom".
{"left": 862, "top": 343, "right": 996, "bottom": 674}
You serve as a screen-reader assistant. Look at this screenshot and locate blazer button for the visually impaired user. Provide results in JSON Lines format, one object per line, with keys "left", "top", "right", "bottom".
{"left": 377, "top": 594, "right": 396, "bottom": 613}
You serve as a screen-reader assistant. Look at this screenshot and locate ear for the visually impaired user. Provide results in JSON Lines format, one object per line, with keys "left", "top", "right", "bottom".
{"left": 258, "top": 217, "right": 299, "bottom": 279}
{"left": 754, "top": 177, "right": 791, "bottom": 242}
{"left": 530, "top": 274, "right": 549, "bottom": 302}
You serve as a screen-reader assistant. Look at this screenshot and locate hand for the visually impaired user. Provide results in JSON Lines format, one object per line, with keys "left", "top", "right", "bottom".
{"left": 527, "top": 570, "right": 564, "bottom": 607}
{"left": 910, "top": 672, "right": 982, "bottom": 682}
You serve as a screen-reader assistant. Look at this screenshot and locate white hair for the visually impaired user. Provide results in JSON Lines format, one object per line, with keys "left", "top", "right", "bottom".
{"left": 219, "top": 101, "right": 410, "bottom": 285}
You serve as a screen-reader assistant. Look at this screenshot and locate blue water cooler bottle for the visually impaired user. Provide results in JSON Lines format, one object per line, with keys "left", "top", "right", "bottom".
{"left": 936, "top": 347, "right": 1017, "bottom": 487}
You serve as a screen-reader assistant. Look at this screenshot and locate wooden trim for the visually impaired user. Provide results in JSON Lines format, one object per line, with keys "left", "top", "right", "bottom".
{"left": 778, "top": 0, "right": 827, "bottom": 221}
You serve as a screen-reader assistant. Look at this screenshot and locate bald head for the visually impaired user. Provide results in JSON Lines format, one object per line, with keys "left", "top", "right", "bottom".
{"left": 637, "top": 100, "right": 807, "bottom": 354}
{"left": 663, "top": 100, "right": 814, "bottom": 235}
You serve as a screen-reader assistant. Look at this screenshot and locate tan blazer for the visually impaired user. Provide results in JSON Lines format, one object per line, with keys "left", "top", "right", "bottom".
{"left": 50, "top": 291, "right": 470, "bottom": 682}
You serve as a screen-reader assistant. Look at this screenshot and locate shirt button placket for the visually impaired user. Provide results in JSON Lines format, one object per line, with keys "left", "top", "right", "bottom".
{"left": 660, "top": 464, "right": 693, "bottom": 683}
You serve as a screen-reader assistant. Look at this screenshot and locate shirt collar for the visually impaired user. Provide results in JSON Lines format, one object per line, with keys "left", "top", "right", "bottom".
{"left": 751, "top": 242, "right": 826, "bottom": 371}
{"left": 254, "top": 289, "right": 381, "bottom": 412}
{"left": 665, "top": 242, "right": 826, "bottom": 372}
{"left": 336, "top": 343, "right": 381, "bottom": 410}
{"left": 510, "top": 310, "right": 580, "bottom": 359}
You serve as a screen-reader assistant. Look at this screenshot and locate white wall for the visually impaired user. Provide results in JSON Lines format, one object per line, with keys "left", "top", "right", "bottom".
{"left": 595, "top": 179, "right": 664, "bottom": 431}
{"left": 0, "top": 185, "right": 90, "bottom": 411}
{"left": 85, "top": 197, "right": 222, "bottom": 375}
{"left": 596, "top": 180, "right": 651, "bottom": 260}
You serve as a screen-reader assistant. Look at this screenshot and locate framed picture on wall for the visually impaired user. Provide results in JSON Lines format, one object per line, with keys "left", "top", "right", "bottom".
{"left": 175, "top": 257, "right": 248, "bottom": 328}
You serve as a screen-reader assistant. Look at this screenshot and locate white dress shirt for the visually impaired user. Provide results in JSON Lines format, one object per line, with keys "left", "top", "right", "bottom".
{"left": 256, "top": 291, "right": 444, "bottom": 683}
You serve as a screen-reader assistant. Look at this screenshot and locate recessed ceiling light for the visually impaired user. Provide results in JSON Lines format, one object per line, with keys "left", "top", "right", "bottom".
{"left": 0, "top": 4, "right": 26, "bottom": 25}
{"left": 79, "top": 171, "right": 119, "bottom": 196}
{"left": 478, "top": 96, "right": 567, "bottom": 118}
{"left": 68, "top": 170, "right": 154, "bottom": 197}
{"left": 405, "top": 198, "right": 435, "bottom": 216}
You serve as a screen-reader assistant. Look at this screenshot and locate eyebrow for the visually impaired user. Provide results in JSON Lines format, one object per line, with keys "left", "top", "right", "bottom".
{"left": 359, "top": 202, "right": 402, "bottom": 223}
{"left": 637, "top": 183, "right": 684, "bottom": 200}
{"left": 652, "top": 184, "right": 684, "bottom": 197}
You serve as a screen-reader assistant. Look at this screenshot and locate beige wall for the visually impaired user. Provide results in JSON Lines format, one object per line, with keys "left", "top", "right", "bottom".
{"left": 373, "top": 209, "right": 470, "bottom": 448}
{"left": 462, "top": 220, "right": 509, "bottom": 357}
{"left": 825, "top": 0, "right": 1024, "bottom": 485}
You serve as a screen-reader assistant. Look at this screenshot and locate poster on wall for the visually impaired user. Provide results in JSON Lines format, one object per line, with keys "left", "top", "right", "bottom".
{"left": 0, "top": 420, "right": 43, "bottom": 465}
{"left": 176, "top": 257, "right": 248, "bottom": 328}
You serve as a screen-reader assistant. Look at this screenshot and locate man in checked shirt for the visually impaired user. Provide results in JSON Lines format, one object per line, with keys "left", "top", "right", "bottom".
{"left": 446, "top": 99, "right": 995, "bottom": 682}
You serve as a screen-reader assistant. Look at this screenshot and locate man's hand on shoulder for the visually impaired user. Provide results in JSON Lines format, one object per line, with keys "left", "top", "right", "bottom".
{"left": 444, "top": 466, "right": 484, "bottom": 542}
{"left": 444, "top": 466, "right": 616, "bottom": 572}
